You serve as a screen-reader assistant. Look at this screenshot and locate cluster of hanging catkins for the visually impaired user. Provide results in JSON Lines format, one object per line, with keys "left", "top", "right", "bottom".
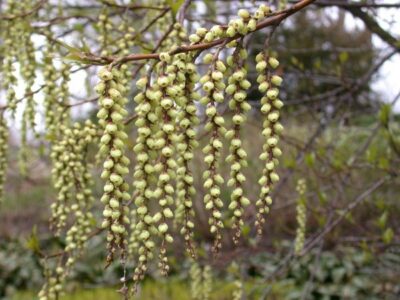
{"left": 0, "top": 1, "right": 289, "bottom": 298}
{"left": 40, "top": 121, "right": 98, "bottom": 300}
{"left": 1, "top": 0, "right": 38, "bottom": 202}
{"left": 121, "top": 5, "right": 283, "bottom": 289}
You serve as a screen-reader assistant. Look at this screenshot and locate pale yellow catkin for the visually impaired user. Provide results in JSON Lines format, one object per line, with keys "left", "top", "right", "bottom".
{"left": 225, "top": 44, "right": 252, "bottom": 244}
{"left": 255, "top": 51, "right": 284, "bottom": 235}
{"left": 200, "top": 55, "right": 227, "bottom": 252}
{"left": 294, "top": 179, "right": 307, "bottom": 255}
{"left": 96, "top": 66, "right": 131, "bottom": 266}
{"left": 0, "top": 116, "right": 9, "bottom": 203}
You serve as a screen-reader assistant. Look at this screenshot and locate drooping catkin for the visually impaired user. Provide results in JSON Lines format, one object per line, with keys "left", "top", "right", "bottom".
{"left": 225, "top": 44, "right": 252, "bottom": 244}
{"left": 190, "top": 262, "right": 202, "bottom": 300}
{"left": 97, "top": 8, "right": 113, "bottom": 56}
{"left": 96, "top": 66, "right": 131, "bottom": 266}
{"left": 131, "top": 77, "right": 158, "bottom": 286}
{"left": 2, "top": 0, "right": 20, "bottom": 115}
{"left": 58, "top": 63, "right": 72, "bottom": 126}
{"left": 0, "top": 115, "right": 9, "bottom": 203}
{"left": 174, "top": 52, "right": 200, "bottom": 258}
{"left": 63, "top": 121, "right": 98, "bottom": 258}
{"left": 200, "top": 55, "right": 227, "bottom": 252}
{"left": 49, "top": 122, "right": 98, "bottom": 234}
{"left": 42, "top": 31, "right": 61, "bottom": 136}
{"left": 229, "top": 262, "right": 243, "bottom": 300}
{"left": 202, "top": 265, "right": 212, "bottom": 300}
{"left": 152, "top": 53, "right": 179, "bottom": 276}
{"left": 294, "top": 178, "right": 307, "bottom": 255}
{"left": 18, "top": 22, "right": 38, "bottom": 175}
{"left": 232, "top": 279, "right": 244, "bottom": 300}
{"left": 189, "top": 262, "right": 213, "bottom": 300}
{"left": 38, "top": 262, "right": 64, "bottom": 300}
{"left": 255, "top": 51, "right": 284, "bottom": 235}
{"left": 40, "top": 121, "right": 98, "bottom": 300}
{"left": 19, "top": 2, "right": 37, "bottom": 131}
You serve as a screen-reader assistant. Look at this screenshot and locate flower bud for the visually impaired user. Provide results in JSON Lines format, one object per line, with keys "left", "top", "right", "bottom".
{"left": 268, "top": 57, "right": 279, "bottom": 69}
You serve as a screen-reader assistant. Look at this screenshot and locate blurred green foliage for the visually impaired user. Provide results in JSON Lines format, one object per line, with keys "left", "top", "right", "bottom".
{"left": 254, "top": 246, "right": 400, "bottom": 299}
{"left": 8, "top": 245, "right": 399, "bottom": 299}
{"left": 2, "top": 113, "right": 399, "bottom": 299}
{"left": 0, "top": 240, "right": 43, "bottom": 298}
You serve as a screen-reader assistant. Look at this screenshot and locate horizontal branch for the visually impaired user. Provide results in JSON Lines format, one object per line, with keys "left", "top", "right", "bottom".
{"left": 345, "top": 6, "right": 400, "bottom": 52}
{"left": 98, "top": 1, "right": 167, "bottom": 11}
{"left": 1, "top": 0, "right": 47, "bottom": 20}
{"left": 0, "top": 85, "right": 45, "bottom": 111}
{"left": 71, "top": 0, "right": 316, "bottom": 66}
{"left": 311, "top": 0, "right": 400, "bottom": 8}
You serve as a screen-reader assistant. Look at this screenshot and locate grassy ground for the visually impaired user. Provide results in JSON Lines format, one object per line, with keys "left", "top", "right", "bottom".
{"left": 13, "top": 279, "right": 255, "bottom": 300}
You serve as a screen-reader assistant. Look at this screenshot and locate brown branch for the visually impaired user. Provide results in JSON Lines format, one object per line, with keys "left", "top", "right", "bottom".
{"left": 178, "top": 0, "right": 192, "bottom": 24}
{"left": 123, "top": 113, "right": 138, "bottom": 126}
{"left": 39, "top": 228, "right": 104, "bottom": 259}
{"left": 344, "top": 6, "right": 400, "bottom": 51}
{"left": 301, "top": 177, "right": 389, "bottom": 254}
{"left": 288, "top": 49, "right": 398, "bottom": 106}
{"left": 98, "top": 1, "right": 167, "bottom": 11}
{"left": 64, "top": 97, "right": 98, "bottom": 108}
{"left": 131, "top": 20, "right": 177, "bottom": 79}
{"left": 0, "top": 85, "right": 45, "bottom": 111}
{"left": 311, "top": 0, "right": 400, "bottom": 8}
{"left": 73, "top": 0, "right": 316, "bottom": 65}
{"left": 1, "top": 0, "right": 46, "bottom": 20}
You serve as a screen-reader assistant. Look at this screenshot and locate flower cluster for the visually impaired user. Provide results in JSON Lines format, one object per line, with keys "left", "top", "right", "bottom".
{"left": 42, "top": 32, "right": 61, "bottom": 136}
{"left": 200, "top": 54, "right": 227, "bottom": 252}
{"left": 97, "top": 9, "right": 113, "bottom": 56}
{"left": 117, "top": 22, "right": 135, "bottom": 56}
{"left": 18, "top": 27, "right": 38, "bottom": 176}
{"left": 174, "top": 52, "right": 200, "bottom": 258}
{"left": 232, "top": 280, "right": 244, "bottom": 300}
{"left": 190, "top": 262, "right": 213, "bottom": 300}
{"left": 151, "top": 53, "right": 180, "bottom": 276}
{"left": 226, "top": 262, "right": 243, "bottom": 300}
{"left": 225, "top": 45, "right": 252, "bottom": 244}
{"left": 226, "top": 5, "right": 271, "bottom": 38}
{"left": 38, "top": 265, "right": 65, "bottom": 300}
{"left": 190, "top": 262, "right": 202, "bottom": 300}
{"left": 202, "top": 265, "right": 212, "bottom": 300}
{"left": 116, "top": 20, "right": 135, "bottom": 84}
{"left": 0, "top": 2, "right": 296, "bottom": 295}
{"left": 295, "top": 178, "right": 307, "bottom": 255}
{"left": 2, "top": 0, "right": 19, "bottom": 114}
{"left": 131, "top": 77, "right": 158, "bottom": 285}
{"left": 189, "top": 25, "right": 224, "bottom": 44}
{"left": 63, "top": 122, "right": 97, "bottom": 255}
{"left": 41, "top": 121, "right": 97, "bottom": 300}
{"left": 96, "top": 67, "right": 131, "bottom": 266}
{"left": 58, "top": 63, "right": 71, "bottom": 123}
{"left": 49, "top": 122, "right": 97, "bottom": 234}
{"left": 19, "top": 5, "right": 37, "bottom": 130}
{"left": 0, "top": 116, "right": 9, "bottom": 203}
{"left": 255, "top": 51, "right": 284, "bottom": 235}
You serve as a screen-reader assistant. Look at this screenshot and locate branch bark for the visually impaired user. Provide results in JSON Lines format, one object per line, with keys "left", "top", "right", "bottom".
{"left": 295, "top": 0, "right": 400, "bottom": 51}
{"left": 310, "top": 0, "right": 400, "bottom": 8}
{"left": 345, "top": 6, "right": 400, "bottom": 51}
{"left": 69, "top": 0, "right": 316, "bottom": 65}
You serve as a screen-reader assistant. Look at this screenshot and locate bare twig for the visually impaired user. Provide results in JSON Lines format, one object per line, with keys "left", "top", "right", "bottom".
{"left": 301, "top": 177, "right": 389, "bottom": 254}
{"left": 62, "top": 0, "right": 316, "bottom": 65}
